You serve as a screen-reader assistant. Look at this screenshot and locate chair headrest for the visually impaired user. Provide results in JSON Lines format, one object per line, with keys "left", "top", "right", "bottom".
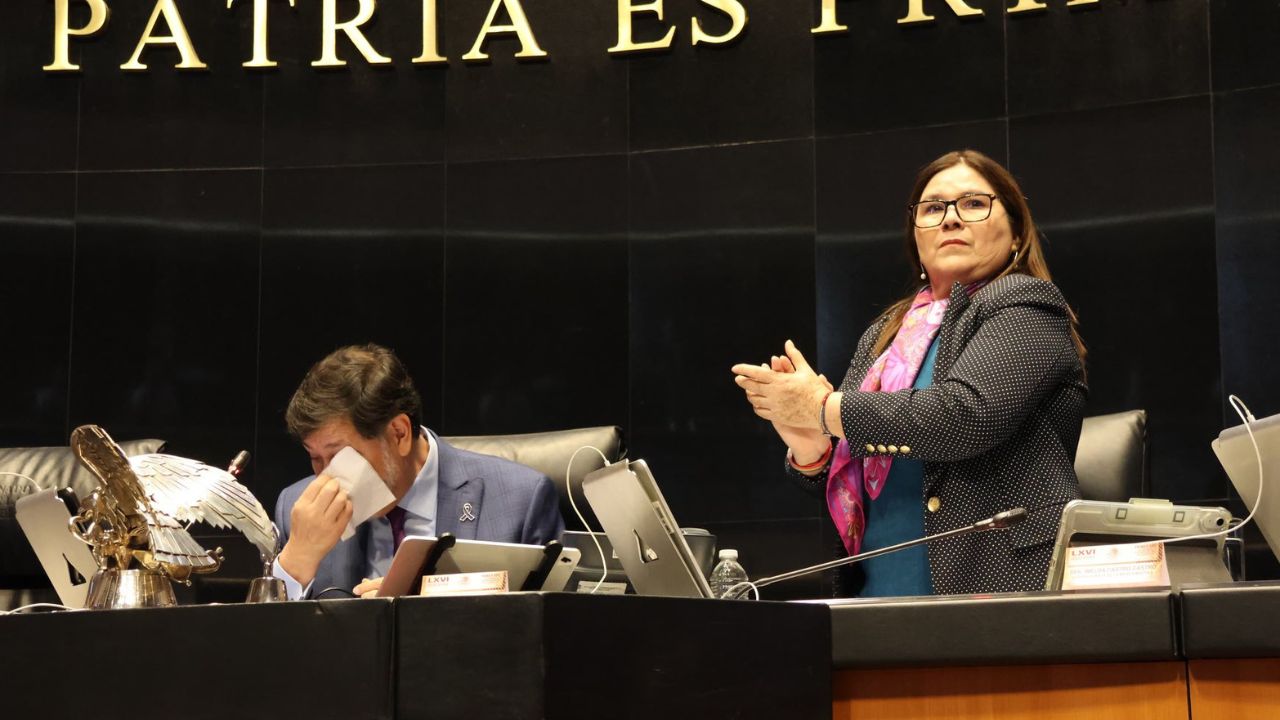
{"left": 1075, "top": 410, "right": 1148, "bottom": 502}
{"left": 0, "top": 438, "right": 167, "bottom": 501}
{"left": 443, "top": 426, "right": 625, "bottom": 530}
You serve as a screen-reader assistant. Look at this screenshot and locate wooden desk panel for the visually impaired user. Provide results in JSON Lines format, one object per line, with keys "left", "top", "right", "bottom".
{"left": 1188, "top": 659, "right": 1280, "bottom": 720}
{"left": 833, "top": 661, "right": 1189, "bottom": 720}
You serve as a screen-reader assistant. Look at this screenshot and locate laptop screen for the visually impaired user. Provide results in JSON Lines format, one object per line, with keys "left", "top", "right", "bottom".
{"left": 1213, "top": 412, "right": 1280, "bottom": 563}
{"left": 582, "top": 459, "right": 713, "bottom": 599}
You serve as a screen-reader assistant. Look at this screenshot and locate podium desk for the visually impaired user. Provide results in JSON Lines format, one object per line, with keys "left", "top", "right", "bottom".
{"left": 0, "top": 598, "right": 396, "bottom": 720}
{"left": 1182, "top": 582, "right": 1280, "bottom": 719}
{"left": 0, "top": 593, "right": 830, "bottom": 720}
{"left": 8, "top": 585, "right": 1277, "bottom": 719}
{"left": 396, "top": 592, "right": 831, "bottom": 720}
{"left": 827, "top": 590, "right": 1189, "bottom": 719}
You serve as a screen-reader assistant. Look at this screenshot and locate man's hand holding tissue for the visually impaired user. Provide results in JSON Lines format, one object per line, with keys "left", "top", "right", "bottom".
{"left": 278, "top": 475, "right": 353, "bottom": 587}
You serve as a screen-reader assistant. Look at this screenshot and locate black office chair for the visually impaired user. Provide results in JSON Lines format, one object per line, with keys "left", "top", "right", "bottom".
{"left": 444, "top": 426, "right": 626, "bottom": 531}
{"left": 1073, "top": 409, "right": 1149, "bottom": 502}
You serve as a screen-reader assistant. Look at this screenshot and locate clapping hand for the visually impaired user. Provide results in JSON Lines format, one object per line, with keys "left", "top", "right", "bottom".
{"left": 732, "top": 341, "right": 835, "bottom": 460}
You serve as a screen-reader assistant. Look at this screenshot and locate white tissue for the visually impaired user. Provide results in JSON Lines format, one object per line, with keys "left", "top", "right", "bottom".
{"left": 321, "top": 446, "right": 397, "bottom": 541}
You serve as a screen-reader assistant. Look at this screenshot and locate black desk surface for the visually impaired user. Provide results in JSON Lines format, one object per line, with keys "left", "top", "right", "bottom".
{"left": 820, "top": 589, "right": 1179, "bottom": 669}
{"left": 0, "top": 598, "right": 395, "bottom": 720}
{"left": 1180, "top": 580, "right": 1280, "bottom": 658}
{"left": 396, "top": 592, "right": 831, "bottom": 720}
{"left": 0, "top": 593, "right": 830, "bottom": 720}
{"left": 3, "top": 584, "right": 1277, "bottom": 719}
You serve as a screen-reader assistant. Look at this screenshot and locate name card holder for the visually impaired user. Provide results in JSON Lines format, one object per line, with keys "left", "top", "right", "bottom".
{"left": 1061, "top": 541, "right": 1170, "bottom": 591}
{"left": 419, "top": 570, "right": 509, "bottom": 597}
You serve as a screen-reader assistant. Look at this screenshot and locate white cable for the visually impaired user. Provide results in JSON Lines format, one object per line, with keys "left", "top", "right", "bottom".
{"left": 0, "top": 471, "right": 39, "bottom": 484}
{"left": 722, "top": 580, "right": 761, "bottom": 601}
{"left": 564, "top": 445, "right": 612, "bottom": 594}
{"left": 1105, "top": 395, "right": 1263, "bottom": 553}
{"left": 0, "top": 603, "right": 79, "bottom": 615}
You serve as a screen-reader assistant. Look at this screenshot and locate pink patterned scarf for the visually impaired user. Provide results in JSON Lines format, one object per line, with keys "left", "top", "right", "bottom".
{"left": 824, "top": 284, "right": 980, "bottom": 555}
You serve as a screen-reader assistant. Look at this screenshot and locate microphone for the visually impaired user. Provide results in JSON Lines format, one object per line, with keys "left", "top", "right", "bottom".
{"left": 227, "top": 450, "right": 250, "bottom": 477}
{"left": 723, "top": 507, "right": 1027, "bottom": 598}
{"left": 973, "top": 507, "right": 1027, "bottom": 531}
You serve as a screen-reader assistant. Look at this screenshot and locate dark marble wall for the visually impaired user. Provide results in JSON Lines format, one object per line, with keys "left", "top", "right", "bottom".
{"left": 2, "top": 0, "right": 1277, "bottom": 594}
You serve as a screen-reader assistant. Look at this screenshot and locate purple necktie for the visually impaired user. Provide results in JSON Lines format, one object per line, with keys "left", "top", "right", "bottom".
{"left": 387, "top": 506, "right": 407, "bottom": 553}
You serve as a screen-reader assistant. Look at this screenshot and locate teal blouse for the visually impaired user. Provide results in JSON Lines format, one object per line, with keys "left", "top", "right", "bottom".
{"left": 858, "top": 337, "right": 939, "bottom": 598}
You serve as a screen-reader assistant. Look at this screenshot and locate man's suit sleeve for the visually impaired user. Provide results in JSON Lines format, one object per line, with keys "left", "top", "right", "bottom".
{"left": 520, "top": 475, "right": 565, "bottom": 545}
{"left": 271, "top": 486, "right": 313, "bottom": 600}
{"left": 274, "top": 488, "right": 291, "bottom": 546}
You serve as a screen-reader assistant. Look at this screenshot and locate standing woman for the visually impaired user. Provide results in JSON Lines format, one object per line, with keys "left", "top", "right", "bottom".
{"left": 732, "top": 150, "right": 1087, "bottom": 596}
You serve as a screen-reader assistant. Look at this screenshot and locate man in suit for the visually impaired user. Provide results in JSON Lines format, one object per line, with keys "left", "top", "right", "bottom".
{"left": 272, "top": 344, "right": 564, "bottom": 599}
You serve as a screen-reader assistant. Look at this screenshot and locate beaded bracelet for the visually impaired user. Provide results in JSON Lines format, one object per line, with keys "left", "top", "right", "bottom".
{"left": 818, "top": 390, "right": 834, "bottom": 437}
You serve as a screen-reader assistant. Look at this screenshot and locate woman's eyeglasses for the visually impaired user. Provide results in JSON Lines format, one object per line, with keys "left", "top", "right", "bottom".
{"left": 908, "top": 193, "right": 999, "bottom": 229}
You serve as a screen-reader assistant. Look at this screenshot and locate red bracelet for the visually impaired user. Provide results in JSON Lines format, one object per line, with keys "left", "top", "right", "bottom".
{"left": 788, "top": 444, "right": 832, "bottom": 471}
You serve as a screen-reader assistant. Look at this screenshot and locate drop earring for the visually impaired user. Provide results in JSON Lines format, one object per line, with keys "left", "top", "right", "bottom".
{"left": 1011, "top": 245, "right": 1020, "bottom": 265}
{"left": 919, "top": 265, "right": 927, "bottom": 281}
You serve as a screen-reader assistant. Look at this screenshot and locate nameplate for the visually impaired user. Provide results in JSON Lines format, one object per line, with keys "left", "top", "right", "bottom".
{"left": 418, "top": 570, "right": 509, "bottom": 597}
{"left": 575, "top": 580, "right": 627, "bottom": 595}
{"left": 1062, "top": 542, "right": 1170, "bottom": 590}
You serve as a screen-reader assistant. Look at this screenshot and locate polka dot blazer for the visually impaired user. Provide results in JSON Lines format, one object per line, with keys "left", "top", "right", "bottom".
{"left": 788, "top": 274, "right": 1088, "bottom": 595}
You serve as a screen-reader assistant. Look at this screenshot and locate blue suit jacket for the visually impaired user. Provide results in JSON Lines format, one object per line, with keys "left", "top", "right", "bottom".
{"left": 274, "top": 435, "right": 565, "bottom": 596}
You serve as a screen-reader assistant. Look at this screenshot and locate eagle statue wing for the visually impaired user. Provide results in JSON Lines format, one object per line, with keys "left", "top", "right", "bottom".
{"left": 70, "top": 424, "right": 217, "bottom": 569}
{"left": 129, "top": 453, "right": 278, "bottom": 558}
{"left": 143, "top": 509, "right": 219, "bottom": 567}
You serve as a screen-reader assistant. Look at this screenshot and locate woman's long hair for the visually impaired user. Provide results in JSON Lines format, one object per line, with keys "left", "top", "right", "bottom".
{"left": 870, "top": 150, "right": 1087, "bottom": 367}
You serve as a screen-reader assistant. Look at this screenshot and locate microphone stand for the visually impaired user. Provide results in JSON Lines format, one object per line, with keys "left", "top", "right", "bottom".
{"left": 722, "top": 507, "right": 1027, "bottom": 599}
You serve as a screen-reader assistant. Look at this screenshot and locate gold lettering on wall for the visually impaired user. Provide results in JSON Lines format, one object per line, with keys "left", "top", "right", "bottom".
{"left": 811, "top": 0, "right": 848, "bottom": 35}
{"left": 413, "top": 0, "right": 446, "bottom": 64}
{"left": 35, "top": 0, "right": 1142, "bottom": 73}
{"left": 898, "top": 0, "right": 984, "bottom": 25}
{"left": 1007, "top": 0, "right": 1100, "bottom": 14}
{"left": 691, "top": 0, "right": 747, "bottom": 46}
{"left": 121, "top": 0, "right": 207, "bottom": 71}
{"left": 461, "top": 0, "right": 547, "bottom": 62}
{"left": 1006, "top": 0, "right": 1047, "bottom": 12}
{"left": 45, "top": 0, "right": 110, "bottom": 72}
{"left": 608, "top": 0, "right": 676, "bottom": 54}
{"left": 227, "top": 0, "right": 295, "bottom": 68}
{"left": 312, "top": 0, "right": 392, "bottom": 68}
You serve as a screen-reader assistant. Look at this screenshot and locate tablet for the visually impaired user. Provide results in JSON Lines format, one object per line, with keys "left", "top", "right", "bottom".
{"left": 1044, "top": 498, "right": 1232, "bottom": 591}
{"left": 377, "top": 535, "right": 580, "bottom": 597}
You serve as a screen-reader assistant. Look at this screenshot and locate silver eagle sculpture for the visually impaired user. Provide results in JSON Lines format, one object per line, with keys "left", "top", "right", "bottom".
{"left": 69, "top": 424, "right": 278, "bottom": 583}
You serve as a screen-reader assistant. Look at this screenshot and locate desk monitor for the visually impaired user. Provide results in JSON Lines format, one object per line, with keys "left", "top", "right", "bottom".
{"left": 581, "top": 459, "right": 714, "bottom": 599}
{"left": 1044, "top": 499, "right": 1232, "bottom": 591}
{"left": 378, "top": 536, "right": 580, "bottom": 598}
{"left": 1213, "top": 411, "right": 1280, "bottom": 563}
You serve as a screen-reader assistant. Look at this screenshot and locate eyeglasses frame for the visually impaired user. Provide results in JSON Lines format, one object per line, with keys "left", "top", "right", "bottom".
{"left": 907, "top": 193, "right": 1000, "bottom": 229}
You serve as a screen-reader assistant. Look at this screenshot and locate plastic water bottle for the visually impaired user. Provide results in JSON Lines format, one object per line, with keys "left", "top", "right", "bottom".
{"left": 708, "top": 549, "right": 749, "bottom": 599}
